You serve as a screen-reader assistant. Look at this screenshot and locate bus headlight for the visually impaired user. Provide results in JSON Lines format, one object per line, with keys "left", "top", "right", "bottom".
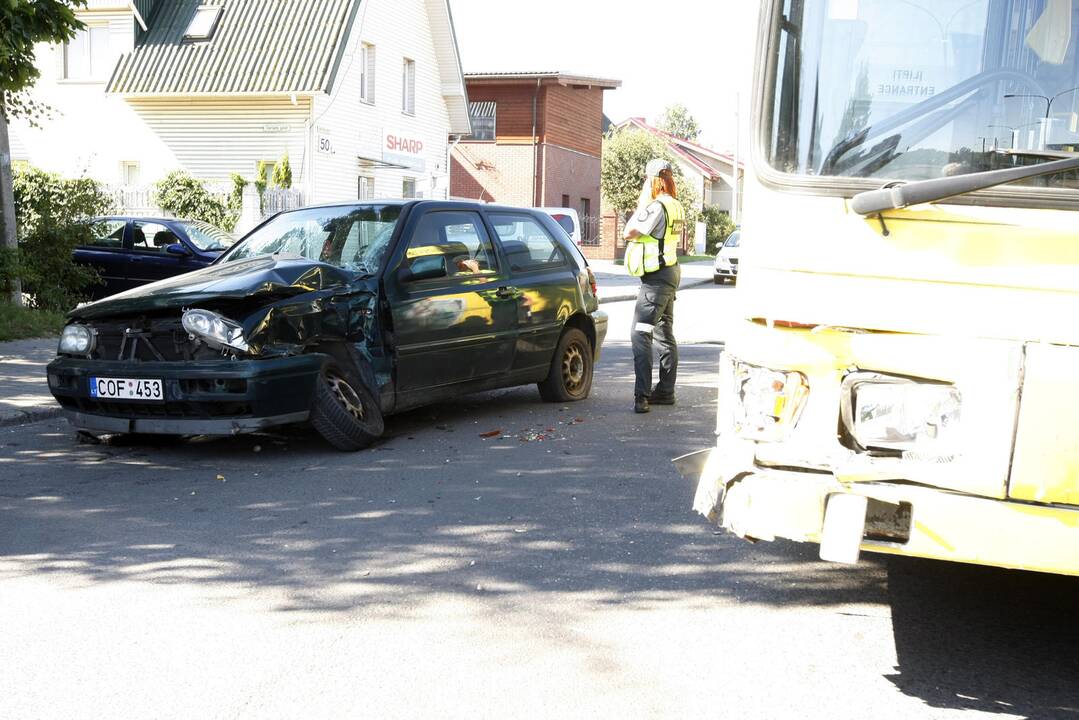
{"left": 58, "top": 324, "right": 95, "bottom": 356}
{"left": 842, "top": 374, "right": 961, "bottom": 454}
{"left": 731, "top": 361, "right": 809, "bottom": 441}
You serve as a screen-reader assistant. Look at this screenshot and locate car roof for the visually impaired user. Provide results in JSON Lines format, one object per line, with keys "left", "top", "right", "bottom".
{"left": 286, "top": 199, "right": 551, "bottom": 216}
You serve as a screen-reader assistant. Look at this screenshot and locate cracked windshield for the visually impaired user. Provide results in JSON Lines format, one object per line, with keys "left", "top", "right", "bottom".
{"left": 770, "top": 0, "right": 1079, "bottom": 189}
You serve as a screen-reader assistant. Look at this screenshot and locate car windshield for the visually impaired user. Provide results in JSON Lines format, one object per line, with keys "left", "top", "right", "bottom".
{"left": 222, "top": 204, "right": 403, "bottom": 274}
{"left": 177, "top": 220, "right": 235, "bottom": 251}
{"left": 725, "top": 232, "right": 741, "bottom": 248}
{"left": 768, "top": 0, "right": 1079, "bottom": 193}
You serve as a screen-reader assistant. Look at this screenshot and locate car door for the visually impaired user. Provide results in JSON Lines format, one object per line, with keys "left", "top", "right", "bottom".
{"left": 127, "top": 220, "right": 194, "bottom": 286}
{"left": 73, "top": 218, "right": 130, "bottom": 298}
{"left": 386, "top": 209, "right": 519, "bottom": 395}
{"left": 486, "top": 211, "right": 577, "bottom": 376}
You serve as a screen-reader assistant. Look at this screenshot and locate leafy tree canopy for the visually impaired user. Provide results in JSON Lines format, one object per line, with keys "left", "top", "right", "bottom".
{"left": 601, "top": 128, "right": 700, "bottom": 226}
{"left": 657, "top": 103, "right": 701, "bottom": 142}
{"left": 1, "top": 1, "right": 86, "bottom": 118}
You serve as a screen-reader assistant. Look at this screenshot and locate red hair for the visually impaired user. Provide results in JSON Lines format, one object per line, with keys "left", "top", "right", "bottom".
{"left": 651, "top": 170, "right": 677, "bottom": 199}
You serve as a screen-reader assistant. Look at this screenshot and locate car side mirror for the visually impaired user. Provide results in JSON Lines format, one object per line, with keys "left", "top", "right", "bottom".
{"left": 399, "top": 254, "right": 448, "bottom": 282}
{"left": 166, "top": 242, "right": 192, "bottom": 257}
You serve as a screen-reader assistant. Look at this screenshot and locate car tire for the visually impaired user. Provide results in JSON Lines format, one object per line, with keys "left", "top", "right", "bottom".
{"left": 310, "top": 362, "right": 384, "bottom": 451}
{"left": 713, "top": 275, "right": 723, "bottom": 284}
{"left": 538, "top": 327, "right": 593, "bottom": 402}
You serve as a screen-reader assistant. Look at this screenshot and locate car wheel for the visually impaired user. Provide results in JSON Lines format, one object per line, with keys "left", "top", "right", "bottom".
{"left": 538, "top": 327, "right": 593, "bottom": 402}
{"left": 713, "top": 275, "right": 723, "bottom": 284}
{"left": 310, "top": 362, "right": 384, "bottom": 451}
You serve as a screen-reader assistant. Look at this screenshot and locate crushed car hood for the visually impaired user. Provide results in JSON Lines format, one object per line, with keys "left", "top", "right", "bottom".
{"left": 71, "top": 255, "right": 355, "bottom": 320}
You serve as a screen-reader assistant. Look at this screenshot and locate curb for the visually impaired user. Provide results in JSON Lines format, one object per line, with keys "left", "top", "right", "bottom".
{"left": 597, "top": 277, "right": 713, "bottom": 305}
{"left": 0, "top": 405, "right": 63, "bottom": 429}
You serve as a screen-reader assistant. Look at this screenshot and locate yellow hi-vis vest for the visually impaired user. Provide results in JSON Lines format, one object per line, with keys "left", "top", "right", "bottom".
{"left": 625, "top": 194, "right": 684, "bottom": 277}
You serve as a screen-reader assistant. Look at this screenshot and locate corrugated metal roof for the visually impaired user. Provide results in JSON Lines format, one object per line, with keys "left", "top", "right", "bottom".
{"left": 469, "top": 101, "right": 496, "bottom": 118}
{"left": 108, "top": 0, "right": 360, "bottom": 95}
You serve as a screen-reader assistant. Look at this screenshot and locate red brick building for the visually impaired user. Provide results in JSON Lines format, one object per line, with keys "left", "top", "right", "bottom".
{"left": 450, "top": 71, "right": 620, "bottom": 252}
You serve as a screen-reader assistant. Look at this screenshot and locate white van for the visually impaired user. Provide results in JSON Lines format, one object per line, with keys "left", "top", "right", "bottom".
{"left": 539, "top": 208, "right": 582, "bottom": 245}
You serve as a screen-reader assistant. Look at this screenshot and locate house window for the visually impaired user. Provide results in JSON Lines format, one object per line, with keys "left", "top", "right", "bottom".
{"left": 561, "top": 194, "right": 570, "bottom": 208}
{"left": 402, "top": 177, "right": 417, "bottom": 199}
{"left": 360, "top": 44, "right": 375, "bottom": 103}
{"left": 580, "top": 198, "right": 594, "bottom": 243}
{"left": 257, "top": 160, "right": 276, "bottom": 184}
{"left": 401, "top": 58, "right": 416, "bottom": 115}
{"left": 466, "top": 102, "right": 495, "bottom": 141}
{"left": 64, "top": 25, "right": 112, "bottom": 81}
{"left": 184, "top": 6, "right": 222, "bottom": 41}
{"left": 358, "top": 175, "right": 374, "bottom": 200}
{"left": 120, "top": 161, "right": 141, "bottom": 186}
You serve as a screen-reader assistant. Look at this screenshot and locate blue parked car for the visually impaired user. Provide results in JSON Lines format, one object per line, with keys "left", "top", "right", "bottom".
{"left": 74, "top": 216, "right": 235, "bottom": 299}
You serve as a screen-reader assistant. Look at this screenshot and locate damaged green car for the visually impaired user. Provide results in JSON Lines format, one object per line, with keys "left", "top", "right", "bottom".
{"left": 47, "top": 201, "right": 608, "bottom": 450}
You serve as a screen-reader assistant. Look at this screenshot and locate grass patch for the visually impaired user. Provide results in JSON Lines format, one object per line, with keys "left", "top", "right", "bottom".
{"left": 0, "top": 302, "right": 66, "bottom": 342}
{"left": 679, "top": 254, "right": 715, "bottom": 262}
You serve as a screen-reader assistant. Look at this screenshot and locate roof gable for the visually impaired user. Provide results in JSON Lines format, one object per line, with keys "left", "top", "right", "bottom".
{"left": 614, "top": 117, "right": 743, "bottom": 177}
{"left": 108, "top": 0, "right": 360, "bottom": 96}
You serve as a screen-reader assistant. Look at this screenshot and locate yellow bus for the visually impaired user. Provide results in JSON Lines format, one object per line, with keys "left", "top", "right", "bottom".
{"left": 682, "top": 0, "right": 1079, "bottom": 576}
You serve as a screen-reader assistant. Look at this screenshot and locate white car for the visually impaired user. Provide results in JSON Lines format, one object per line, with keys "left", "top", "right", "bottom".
{"left": 539, "top": 207, "right": 581, "bottom": 245}
{"left": 714, "top": 230, "right": 740, "bottom": 284}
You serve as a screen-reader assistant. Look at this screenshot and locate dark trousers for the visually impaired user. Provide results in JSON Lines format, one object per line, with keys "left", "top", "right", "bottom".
{"left": 632, "top": 283, "right": 678, "bottom": 398}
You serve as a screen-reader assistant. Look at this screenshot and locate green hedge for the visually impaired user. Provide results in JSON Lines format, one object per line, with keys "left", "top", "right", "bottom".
{"left": 152, "top": 170, "right": 238, "bottom": 232}
{"left": 5, "top": 166, "right": 113, "bottom": 311}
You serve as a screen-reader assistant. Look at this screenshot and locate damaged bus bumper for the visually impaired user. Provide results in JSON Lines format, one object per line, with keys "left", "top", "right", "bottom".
{"left": 683, "top": 447, "right": 1079, "bottom": 576}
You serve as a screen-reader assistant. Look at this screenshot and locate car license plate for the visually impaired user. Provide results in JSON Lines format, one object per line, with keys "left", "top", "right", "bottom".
{"left": 89, "top": 377, "right": 164, "bottom": 401}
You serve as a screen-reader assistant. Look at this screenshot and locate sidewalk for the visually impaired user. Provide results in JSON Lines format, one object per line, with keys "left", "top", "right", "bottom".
{"left": 591, "top": 258, "right": 714, "bottom": 304}
{"left": 0, "top": 337, "right": 62, "bottom": 427}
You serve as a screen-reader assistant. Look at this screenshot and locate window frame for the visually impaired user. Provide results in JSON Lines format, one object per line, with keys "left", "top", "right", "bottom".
{"left": 129, "top": 221, "right": 177, "bottom": 255}
{"left": 62, "top": 22, "right": 112, "bottom": 82}
{"left": 80, "top": 218, "right": 128, "bottom": 252}
{"left": 402, "top": 177, "right": 417, "bottom": 199}
{"left": 360, "top": 43, "right": 375, "bottom": 104}
{"left": 401, "top": 210, "right": 501, "bottom": 282}
{"left": 401, "top": 58, "right": 416, "bottom": 116}
{"left": 486, "top": 211, "right": 570, "bottom": 274}
{"left": 184, "top": 5, "right": 223, "bottom": 41}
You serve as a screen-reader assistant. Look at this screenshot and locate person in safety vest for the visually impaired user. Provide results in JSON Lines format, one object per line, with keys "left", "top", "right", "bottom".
{"left": 622, "top": 159, "right": 684, "bottom": 414}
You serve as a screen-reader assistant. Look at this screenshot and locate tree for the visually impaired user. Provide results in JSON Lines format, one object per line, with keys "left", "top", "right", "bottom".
{"left": 1, "top": 1, "right": 87, "bottom": 304}
{"left": 272, "top": 152, "right": 293, "bottom": 189}
{"left": 601, "top": 128, "right": 700, "bottom": 228}
{"left": 658, "top": 103, "right": 701, "bottom": 142}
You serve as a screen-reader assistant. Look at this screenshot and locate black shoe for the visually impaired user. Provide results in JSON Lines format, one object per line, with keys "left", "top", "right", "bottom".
{"left": 634, "top": 395, "right": 650, "bottom": 414}
{"left": 650, "top": 388, "right": 676, "bottom": 405}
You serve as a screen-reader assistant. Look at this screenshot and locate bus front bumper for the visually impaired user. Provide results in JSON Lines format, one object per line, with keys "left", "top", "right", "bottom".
{"left": 679, "top": 447, "right": 1079, "bottom": 577}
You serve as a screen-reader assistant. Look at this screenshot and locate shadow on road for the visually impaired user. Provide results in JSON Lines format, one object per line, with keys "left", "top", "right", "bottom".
{"left": 0, "top": 345, "right": 887, "bottom": 616}
{"left": 885, "top": 556, "right": 1079, "bottom": 719}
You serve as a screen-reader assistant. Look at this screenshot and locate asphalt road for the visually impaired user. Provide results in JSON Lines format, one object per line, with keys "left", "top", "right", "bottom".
{"left": 1, "top": 284, "right": 1077, "bottom": 719}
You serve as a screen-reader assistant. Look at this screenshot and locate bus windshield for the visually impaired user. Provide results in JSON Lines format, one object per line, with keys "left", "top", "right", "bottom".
{"left": 767, "top": 0, "right": 1079, "bottom": 192}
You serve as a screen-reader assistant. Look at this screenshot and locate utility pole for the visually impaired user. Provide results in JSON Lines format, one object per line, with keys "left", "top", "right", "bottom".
{"left": 731, "top": 91, "right": 740, "bottom": 226}
{"left": 0, "top": 109, "right": 21, "bottom": 306}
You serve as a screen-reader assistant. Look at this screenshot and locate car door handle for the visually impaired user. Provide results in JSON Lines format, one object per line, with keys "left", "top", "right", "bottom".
{"left": 496, "top": 286, "right": 518, "bottom": 299}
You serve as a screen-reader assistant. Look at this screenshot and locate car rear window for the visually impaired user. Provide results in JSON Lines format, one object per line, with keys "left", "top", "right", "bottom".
{"left": 551, "top": 214, "right": 575, "bottom": 236}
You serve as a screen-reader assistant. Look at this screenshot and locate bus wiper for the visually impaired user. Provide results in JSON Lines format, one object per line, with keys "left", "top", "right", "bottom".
{"left": 851, "top": 154, "right": 1079, "bottom": 215}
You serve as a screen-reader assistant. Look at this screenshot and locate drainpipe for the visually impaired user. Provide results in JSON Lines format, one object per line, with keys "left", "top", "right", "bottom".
{"left": 531, "top": 78, "right": 540, "bottom": 207}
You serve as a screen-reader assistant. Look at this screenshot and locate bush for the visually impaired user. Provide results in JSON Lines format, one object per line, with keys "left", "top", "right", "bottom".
{"left": 702, "top": 205, "right": 736, "bottom": 255}
{"left": 0, "top": 302, "right": 66, "bottom": 341}
{"left": 152, "top": 170, "right": 237, "bottom": 232}
{"left": 7, "top": 166, "right": 113, "bottom": 311}
{"left": 272, "top": 153, "right": 292, "bottom": 189}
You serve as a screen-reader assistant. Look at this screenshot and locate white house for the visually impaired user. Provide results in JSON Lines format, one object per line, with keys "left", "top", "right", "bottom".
{"left": 10, "top": 0, "right": 471, "bottom": 205}
{"left": 613, "top": 117, "right": 743, "bottom": 216}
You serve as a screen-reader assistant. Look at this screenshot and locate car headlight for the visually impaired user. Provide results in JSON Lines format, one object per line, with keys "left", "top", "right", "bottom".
{"left": 58, "top": 324, "right": 95, "bottom": 356}
{"left": 841, "top": 374, "right": 961, "bottom": 454}
{"left": 729, "top": 360, "right": 809, "bottom": 441}
{"left": 181, "top": 309, "right": 248, "bottom": 352}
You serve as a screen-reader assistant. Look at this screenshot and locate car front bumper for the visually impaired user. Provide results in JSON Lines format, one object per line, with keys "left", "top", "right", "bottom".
{"left": 47, "top": 354, "right": 327, "bottom": 436}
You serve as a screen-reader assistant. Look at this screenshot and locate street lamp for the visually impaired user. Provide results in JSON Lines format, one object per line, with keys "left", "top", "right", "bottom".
{"left": 1004, "top": 87, "right": 1079, "bottom": 149}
